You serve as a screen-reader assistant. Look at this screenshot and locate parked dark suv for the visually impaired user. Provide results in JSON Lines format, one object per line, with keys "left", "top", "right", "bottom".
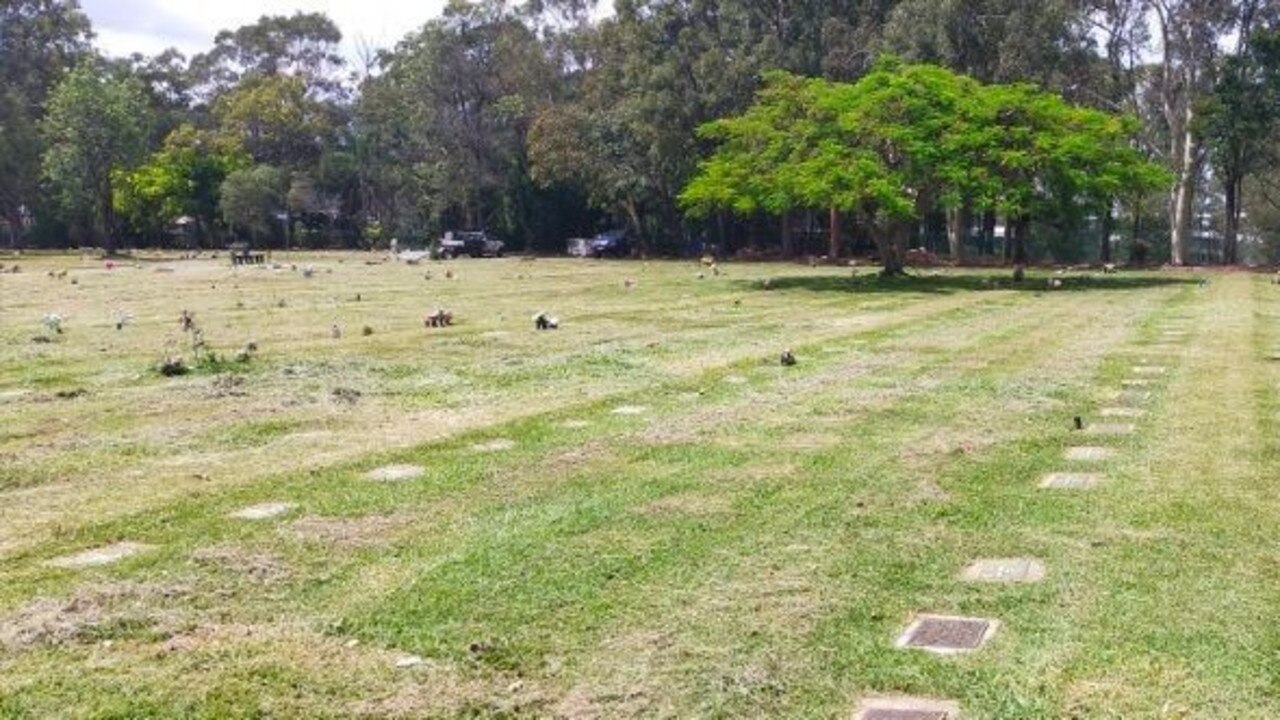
{"left": 589, "top": 229, "right": 628, "bottom": 258}
{"left": 438, "top": 230, "right": 504, "bottom": 259}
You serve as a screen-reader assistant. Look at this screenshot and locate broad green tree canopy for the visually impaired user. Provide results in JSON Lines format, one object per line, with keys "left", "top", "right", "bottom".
{"left": 681, "top": 62, "right": 1168, "bottom": 271}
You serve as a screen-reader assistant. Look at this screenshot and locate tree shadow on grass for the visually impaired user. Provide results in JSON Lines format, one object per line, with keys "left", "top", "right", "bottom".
{"left": 737, "top": 272, "right": 1201, "bottom": 296}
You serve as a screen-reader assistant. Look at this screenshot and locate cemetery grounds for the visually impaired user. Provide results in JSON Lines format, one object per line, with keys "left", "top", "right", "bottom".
{"left": 0, "top": 253, "right": 1278, "bottom": 718}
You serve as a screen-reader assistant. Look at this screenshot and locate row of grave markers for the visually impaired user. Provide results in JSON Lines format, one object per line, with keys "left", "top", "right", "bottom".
{"left": 853, "top": 321, "right": 1188, "bottom": 720}
{"left": 42, "top": 403, "right": 659, "bottom": 569}
{"left": 39, "top": 332, "right": 1189, "bottom": 717}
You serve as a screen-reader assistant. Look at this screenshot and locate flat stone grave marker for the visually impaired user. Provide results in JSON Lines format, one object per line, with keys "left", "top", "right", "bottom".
{"left": 1086, "top": 423, "right": 1136, "bottom": 436}
{"left": 366, "top": 464, "right": 425, "bottom": 482}
{"left": 230, "top": 502, "right": 296, "bottom": 520}
{"left": 1065, "top": 446, "right": 1114, "bottom": 462}
{"left": 960, "top": 558, "right": 1045, "bottom": 584}
{"left": 1113, "top": 390, "right": 1152, "bottom": 403}
{"left": 612, "top": 405, "right": 647, "bottom": 416}
{"left": 0, "top": 389, "right": 31, "bottom": 404}
{"left": 896, "top": 614, "right": 999, "bottom": 655}
{"left": 854, "top": 696, "right": 961, "bottom": 720}
{"left": 724, "top": 375, "right": 749, "bottom": 385}
{"left": 1131, "top": 365, "right": 1167, "bottom": 375}
{"left": 46, "top": 542, "right": 152, "bottom": 569}
{"left": 1100, "top": 407, "right": 1145, "bottom": 418}
{"left": 1039, "top": 472, "right": 1102, "bottom": 489}
{"left": 1121, "top": 379, "right": 1153, "bottom": 388}
{"left": 395, "top": 655, "right": 425, "bottom": 669}
{"left": 472, "top": 438, "right": 516, "bottom": 453}
{"left": 559, "top": 419, "right": 590, "bottom": 429}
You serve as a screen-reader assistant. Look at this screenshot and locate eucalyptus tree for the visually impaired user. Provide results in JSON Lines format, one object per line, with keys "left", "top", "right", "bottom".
{"left": 1201, "top": 20, "right": 1280, "bottom": 263}
{"left": 189, "top": 12, "right": 346, "bottom": 98}
{"left": 40, "top": 63, "right": 152, "bottom": 252}
{"left": 1142, "top": 0, "right": 1262, "bottom": 264}
{"left": 0, "top": 0, "right": 93, "bottom": 244}
{"left": 358, "top": 0, "right": 558, "bottom": 241}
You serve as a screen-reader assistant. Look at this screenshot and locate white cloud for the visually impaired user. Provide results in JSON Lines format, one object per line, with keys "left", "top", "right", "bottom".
{"left": 81, "top": 0, "right": 450, "bottom": 62}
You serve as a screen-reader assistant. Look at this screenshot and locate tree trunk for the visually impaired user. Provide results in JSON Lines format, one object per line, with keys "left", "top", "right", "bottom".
{"left": 981, "top": 210, "right": 996, "bottom": 255}
{"left": 1002, "top": 214, "right": 1013, "bottom": 263}
{"left": 5, "top": 211, "right": 21, "bottom": 249}
{"left": 828, "top": 207, "right": 840, "bottom": 259}
{"left": 1100, "top": 201, "right": 1114, "bottom": 264}
{"left": 946, "top": 205, "right": 968, "bottom": 263}
{"left": 1010, "top": 215, "right": 1030, "bottom": 280}
{"left": 1131, "top": 199, "right": 1142, "bottom": 261}
{"left": 1224, "top": 175, "right": 1241, "bottom": 265}
{"left": 1169, "top": 117, "right": 1196, "bottom": 266}
{"left": 875, "top": 219, "right": 910, "bottom": 277}
{"left": 622, "top": 199, "right": 643, "bottom": 256}
{"left": 101, "top": 191, "right": 116, "bottom": 256}
{"left": 780, "top": 212, "right": 793, "bottom": 258}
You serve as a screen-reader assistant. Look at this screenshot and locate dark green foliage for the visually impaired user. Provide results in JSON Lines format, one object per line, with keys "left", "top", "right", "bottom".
{"left": 681, "top": 63, "right": 1167, "bottom": 273}
{"left": 6, "top": 0, "right": 1277, "bottom": 261}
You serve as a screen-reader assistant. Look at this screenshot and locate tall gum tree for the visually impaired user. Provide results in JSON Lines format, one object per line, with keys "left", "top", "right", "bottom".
{"left": 39, "top": 63, "right": 151, "bottom": 252}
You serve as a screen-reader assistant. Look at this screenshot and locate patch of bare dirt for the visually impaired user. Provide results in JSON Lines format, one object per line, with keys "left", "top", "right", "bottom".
{"left": 352, "top": 675, "right": 549, "bottom": 719}
{"left": 703, "top": 460, "right": 799, "bottom": 486}
{"left": 898, "top": 426, "right": 1001, "bottom": 474}
{"left": 287, "top": 513, "right": 415, "bottom": 549}
{"left": 637, "top": 493, "right": 734, "bottom": 518}
{"left": 537, "top": 441, "right": 611, "bottom": 475}
{"left": 191, "top": 545, "right": 290, "bottom": 584}
{"left": 0, "top": 581, "right": 190, "bottom": 650}
{"left": 553, "top": 631, "right": 676, "bottom": 719}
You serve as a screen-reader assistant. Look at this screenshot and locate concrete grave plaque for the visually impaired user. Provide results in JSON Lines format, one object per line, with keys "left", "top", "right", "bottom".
{"left": 1131, "top": 365, "right": 1167, "bottom": 375}
{"left": 46, "top": 542, "right": 152, "bottom": 569}
{"left": 472, "top": 438, "right": 516, "bottom": 453}
{"left": 366, "top": 464, "right": 425, "bottom": 482}
{"left": 1039, "top": 472, "right": 1102, "bottom": 489}
{"left": 230, "top": 502, "right": 295, "bottom": 520}
{"left": 854, "top": 696, "right": 961, "bottom": 720}
{"left": 895, "top": 614, "right": 999, "bottom": 654}
{"left": 960, "top": 558, "right": 1045, "bottom": 583}
{"left": 1086, "top": 423, "right": 1135, "bottom": 436}
{"left": 612, "top": 405, "right": 648, "bottom": 416}
{"left": 1064, "top": 446, "right": 1114, "bottom": 462}
{"left": 1100, "top": 407, "right": 1145, "bottom": 418}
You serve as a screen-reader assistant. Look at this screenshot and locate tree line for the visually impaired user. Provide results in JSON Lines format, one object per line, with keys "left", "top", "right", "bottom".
{"left": 4, "top": 0, "right": 1280, "bottom": 265}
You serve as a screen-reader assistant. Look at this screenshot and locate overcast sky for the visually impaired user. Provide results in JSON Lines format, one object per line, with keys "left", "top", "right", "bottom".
{"left": 80, "top": 0, "right": 452, "bottom": 62}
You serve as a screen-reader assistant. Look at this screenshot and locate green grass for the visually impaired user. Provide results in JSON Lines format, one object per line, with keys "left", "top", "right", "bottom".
{"left": 1, "top": 254, "right": 1274, "bottom": 718}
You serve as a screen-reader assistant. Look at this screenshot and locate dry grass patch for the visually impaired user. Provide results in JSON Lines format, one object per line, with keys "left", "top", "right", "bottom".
{"left": 191, "top": 545, "right": 291, "bottom": 585}
{"left": 636, "top": 493, "right": 734, "bottom": 517}
{"left": 287, "top": 513, "right": 416, "bottom": 550}
{"left": 0, "top": 581, "right": 191, "bottom": 651}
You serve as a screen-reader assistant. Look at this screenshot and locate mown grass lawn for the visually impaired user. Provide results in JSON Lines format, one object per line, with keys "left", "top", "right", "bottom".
{"left": 0, "top": 253, "right": 1275, "bottom": 718}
